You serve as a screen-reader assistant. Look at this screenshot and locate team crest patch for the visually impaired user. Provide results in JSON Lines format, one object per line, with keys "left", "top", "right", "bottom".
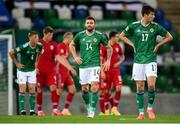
{"left": 93, "top": 38, "right": 97, "bottom": 42}
{"left": 150, "top": 28, "right": 154, "bottom": 32}
{"left": 50, "top": 45, "right": 54, "bottom": 50}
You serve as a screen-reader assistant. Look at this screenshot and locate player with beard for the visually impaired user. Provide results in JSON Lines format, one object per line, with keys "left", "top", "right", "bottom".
{"left": 69, "top": 16, "right": 112, "bottom": 118}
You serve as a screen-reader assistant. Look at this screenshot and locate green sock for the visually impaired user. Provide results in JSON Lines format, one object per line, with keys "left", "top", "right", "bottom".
{"left": 148, "top": 89, "right": 155, "bottom": 109}
{"left": 136, "top": 91, "right": 144, "bottom": 114}
{"left": 91, "top": 92, "right": 98, "bottom": 111}
{"left": 29, "top": 93, "right": 35, "bottom": 112}
{"left": 82, "top": 91, "right": 90, "bottom": 108}
{"left": 19, "top": 92, "right": 25, "bottom": 112}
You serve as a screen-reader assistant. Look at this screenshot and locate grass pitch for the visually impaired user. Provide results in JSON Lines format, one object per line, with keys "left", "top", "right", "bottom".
{"left": 0, "top": 115, "right": 179, "bottom": 123}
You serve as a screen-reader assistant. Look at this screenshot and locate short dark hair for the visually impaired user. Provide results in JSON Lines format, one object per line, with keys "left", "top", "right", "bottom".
{"left": 43, "top": 26, "right": 54, "bottom": 34}
{"left": 141, "top": 5, "right": 155, "bottom": 16}
{"left": 28, "top": 31, "right": 38, "bottom": 37}
{"left": 109, "top": 31, "right": 118, "bottom": 39}
{"left": 85, "top": 16, "right": 96, "bottom": 23}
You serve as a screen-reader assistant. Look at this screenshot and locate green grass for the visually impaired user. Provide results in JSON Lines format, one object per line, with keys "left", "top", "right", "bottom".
{"left": 0, "top": 115, "right": 179, "bottom": 123}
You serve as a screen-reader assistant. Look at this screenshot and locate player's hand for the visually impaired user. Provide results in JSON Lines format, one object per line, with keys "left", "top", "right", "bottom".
{"left": 103, "top": 59, "right": 110, "bottom": 71}
{"left": 15, "top": 63, "right": 24, "bottom": 69}
{"left": 132, "top": 44, "right": 136, "bottom": 53}
{"left": 153, "top": 44, "right": 159, "bottom": 53}
{"left": 113, "top": 62, "right": 121, "bottom": 68}
{"left": 36, "top": 68, "right": 40, "bottom": 75}
{"left": 74, "top": 57, "right": 83, "bottom": 65}
{"left": 100, "top": 69, "right": 106, "bottom": 80}
{"left": 70, "top": 68, "right": 77, "bottom": 76}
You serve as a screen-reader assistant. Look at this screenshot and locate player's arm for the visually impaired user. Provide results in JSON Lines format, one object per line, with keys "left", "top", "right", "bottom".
{"left": 153, "top": 32, "right": 173, "bottom": 53}
{"left": 69, "top": 40, "right": 82, "bottom": 64}
{"left": 119, "top": 32, "right": 136, "bottom": 53}
{"left": 55, "top": 55, "right": 77, "bottom": 76}
{"left": 114, "top": 51, "right": 125, "bottom": 68}
{"left": 8, "top": 49, "right": 24, "bottom": 69}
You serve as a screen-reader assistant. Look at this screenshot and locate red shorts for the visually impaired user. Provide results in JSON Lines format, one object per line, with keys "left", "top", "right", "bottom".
{"left": 105, "top": 69, "right": 122, "bottom": 90}
{"left": 37, "top": 71, "right": 57, "bottom": 89}
{"left": 57, "top": 72, "right": 74, "bottom": 89}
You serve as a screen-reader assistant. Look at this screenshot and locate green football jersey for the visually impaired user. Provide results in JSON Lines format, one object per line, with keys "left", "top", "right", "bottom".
{"left": 73, "top": 30, "right": 108, "bottom": 68}
{"left": 124, "top": 21, "right": 167, "bottom": 64}
{"left": 14, "top": 42, "right": 42, "bottom": 72}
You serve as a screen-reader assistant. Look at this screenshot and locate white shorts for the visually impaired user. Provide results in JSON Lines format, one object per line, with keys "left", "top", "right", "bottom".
{"left": 17, "top": 70, "right": 36, "bottom": 84}
{"left": 132, "top": 62, "right": 157, "bottom": 81}
{"left": 79, "top": 66, "right": 100, "bottom": 85}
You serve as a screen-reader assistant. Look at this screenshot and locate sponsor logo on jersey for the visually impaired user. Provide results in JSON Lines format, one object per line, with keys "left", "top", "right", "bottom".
{"left": 150, "top": 28, "right": 154, "bottom": 33}
{"left": 50, "top": 45, "right": 54, "bottom": 50}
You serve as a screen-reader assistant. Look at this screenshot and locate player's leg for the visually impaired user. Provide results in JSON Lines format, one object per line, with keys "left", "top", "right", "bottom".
{"left": 79, "top": 68, "right": 91, "bottom": 114}
{"left": 17, "top": 71, "right": 27, "bottom": 115}
{"left": 88, "top": 66, "right": 101, "bottom": 118}
{"left": 98, "top": 90, "right": 105, "bottom": 115}
{"left": 111, "top": 72, "right": 122, "bottom": 116}
{"left": 36, "top": 71, "right": 46, "bottom": 116}
{"left": 62, "top": 76, "right": 76, "bottom": 116}
{"left": 104, "top": 73, "right": 111, "bottom": 115}
{"left": 27, "top": 70, "right": 36, "bottom": 115}
{"left": 48, "top": 72, "right": 61, "bottom": 116}
{"left": 145, "top": 62, "right": 157, "bottom": 120}
{"left": 98, "top": 78, "right": 105, "bottom": 115}
{"left": 133, "top": 63, "right": 146, "bottom": 119}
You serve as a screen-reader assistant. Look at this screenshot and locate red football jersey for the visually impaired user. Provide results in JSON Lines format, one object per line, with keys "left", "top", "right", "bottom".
{"left": 37, "top": 39, "right": 58, "bottom": 73}
{"left": 101, "top": 43, "right": 123, "bottom": 70}
{"left": 56, "top": 42, "right": 70, "bottom": 73}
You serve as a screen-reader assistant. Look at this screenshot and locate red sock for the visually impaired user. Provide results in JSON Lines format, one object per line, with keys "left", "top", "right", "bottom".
{"left": 113, "top": 91, "right": 121, "bottom": 107}
{"left": 51, "top": 90, "right": 59, "bottom": 109}
{"left": 36, "top": 92, "right": 42, "bottom": 111}
{"left": 99, "top": 94, "right": 105, "bottom": 113}
{"left": 64, "top": 92, "right": 74, "bottom": 109}
{"left": 108, "top": 93, "right": 113, "bottom": 107}
{"left": 104, "top": 92, "right": 109, "bottom": 110}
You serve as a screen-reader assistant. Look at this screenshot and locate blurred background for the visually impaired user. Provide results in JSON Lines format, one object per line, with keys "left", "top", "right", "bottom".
{"left": 0, "top": 0, "right": 180, "bottom": 115}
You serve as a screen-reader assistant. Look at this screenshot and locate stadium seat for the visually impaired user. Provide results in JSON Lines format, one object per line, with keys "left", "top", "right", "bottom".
{"left": 158, "top": 43, "right": 171, "bottom": 54}
{"left": 25, "top": 9, "right": 40, "bottom": 20}
{"left": 121, "top": 11, "right": 135, "bottom": 20}
{"left": 156, "top": 75, "right": 170, "bottom": 92}
{"left": 73, "top": 5, "right": 88, "bottom": 19}
{"left": 17, "top": 17, "right": 32, "bottom": 30}
{"left": 12, "top": 8, "right": 25, "bottom": 19}
{"left": 170, "top": 31, "right": 180, "bottom": 52}
{"left": 160, "top": 19, "right": 172, "bottom": 31}
{"left": 155, "top": 9, "right": 165, "bottom": 22}
{"left": 33, "top": 18, "right": 47, "bottom": 30}
{"left": 43, "top": 9, "right": 57, "bottom": 19}
{"left": 104, "top": 10, "right": 120, "bottom": 19}
{"left": 15, "top": 29, "right": 30, "bottom": 46}
{"left": 89, "top": 6, "right": 103, "bottom": 20}
{"left": 54, "top": 5, "right": 72, "bottom": 19}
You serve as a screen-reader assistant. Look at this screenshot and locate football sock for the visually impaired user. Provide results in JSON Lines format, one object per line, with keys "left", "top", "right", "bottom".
{"left": 113, "top": 90, "right": 121, "bottom": 107}
{"left": 99, "top": 93, "right": 105, "bottom": 113}
{"left": 82, "top": 91, "right": 90, "bottom": 108}
{"left": 36, "top": 92, "right": 42, "bottom": 111}
{"left": 148, "top": 89, "right": 155, "bottom": 109}
{"left": 29, "top": 93, "right": 35, "bottom": 112}
{"left": 64, "top": 92, "right": 74, "bottom": 109}
{"left": 51, "top": 90, "right": 59, "bottom": 109}
{"left": 91, "top": 92, "right": 98, "bottom": 111}
{"left": 104, "top": 92, "right": 109, "bottom": 110}
{"left": 19, "top": 92, "right": 25, "bottom": 112}
{"left": 136, "top": 90, "right": 144, "bottom": 114}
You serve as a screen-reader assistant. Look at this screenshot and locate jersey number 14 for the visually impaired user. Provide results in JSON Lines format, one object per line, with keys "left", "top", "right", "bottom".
{"left": 86, "top": 43, "right": 92, "bottom": 50}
